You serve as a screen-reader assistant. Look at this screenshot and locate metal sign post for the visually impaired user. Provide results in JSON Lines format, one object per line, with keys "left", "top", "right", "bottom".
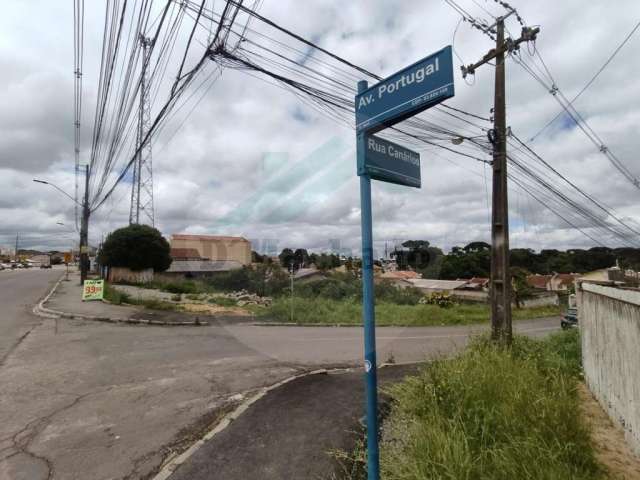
{"left": 355, "top": 46, "right": 454, "bottom": 480}
{"left": 357, "top": 79, "right": 380, "bottom": 480}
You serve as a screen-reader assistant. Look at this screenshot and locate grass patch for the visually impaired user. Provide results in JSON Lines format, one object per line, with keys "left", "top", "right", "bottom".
{"left": 261, "top": 297, "right": 560, "bottom": 326}
{"left": 103, "top": 283, "right": 131, "bottom": 305}
{"left": 207, "top": 296, "right": 238, "bottom": 307}
{"left": 104, "top": 284, "right": 177, "bottom": 310}
{"left": 375, "top": 329, "right": 601, "bottom": 480}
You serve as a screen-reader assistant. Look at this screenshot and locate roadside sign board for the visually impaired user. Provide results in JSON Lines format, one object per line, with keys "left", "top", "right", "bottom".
{"left": 82, "top": 279, "right": 104, "bottom": 301}
{"left": 355, "top": 46, "right": 454, "bottom": 133}
{"left": 63, "top": 252, "right": 72, "bottom": 264}
{"left": 361, "top": 134, "right": 420, "bottom": 188}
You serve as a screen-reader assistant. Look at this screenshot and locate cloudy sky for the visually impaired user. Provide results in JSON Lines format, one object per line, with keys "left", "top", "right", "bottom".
{"left": 1, "top": 0, "right": 639, "bottom": 257}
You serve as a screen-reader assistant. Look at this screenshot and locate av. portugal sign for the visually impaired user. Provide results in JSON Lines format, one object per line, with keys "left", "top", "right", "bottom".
{"left": 356, "top": 45, "right": 454, "bottom": 134}
{"left": 355, "top": 45, "right": 454, "bottom": 480}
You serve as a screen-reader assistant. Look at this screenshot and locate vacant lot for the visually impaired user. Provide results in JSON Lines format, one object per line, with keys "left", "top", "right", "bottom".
{"left": 263, "top": 296, "right": 561, "bottom": 326}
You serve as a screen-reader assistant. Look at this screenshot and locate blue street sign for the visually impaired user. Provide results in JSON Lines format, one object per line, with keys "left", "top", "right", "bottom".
{"left": 355, "top": 46, "right": 454, "bottom": 133}
{"left": 355, "top": 46, "right": 455, "bottom": 480}
{"left": 360, "top": 134, "right": 421, "bottom": 188}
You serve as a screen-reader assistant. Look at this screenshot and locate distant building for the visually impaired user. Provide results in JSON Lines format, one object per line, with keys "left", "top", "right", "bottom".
{"left": 27, "top": 254, "right": 51, "bottom": 267}
{"left": 379, "top": 270, "right": 422, "bottom": 281}
{"left": 527, "top": 274, "right": 552, "bottom": 290}
{"left": 463, "top": 277, "right": 490, "bottom": 290}
{"left": 407, "top": 279, "right": 469, "bottom": 293}
{"left": 548, "top": 273, "right": 580, "bottom": 291}
{"left": 527, "top": 273, "right": 580, "bottom": 291}
{"left": 170, "top": 248, "right": 203, "bottom": 261}
{"left": 170, "top": 234, "right": 251, "bottom": 265}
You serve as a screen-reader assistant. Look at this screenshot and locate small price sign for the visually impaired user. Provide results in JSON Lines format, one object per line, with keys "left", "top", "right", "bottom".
{"left": 82, "top": 279, "right": 104, "bottom": 301}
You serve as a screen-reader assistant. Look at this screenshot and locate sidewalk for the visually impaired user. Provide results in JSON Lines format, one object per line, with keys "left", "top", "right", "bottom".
{"left": 40, "top": 273, "right": 209, "bottom": 325}
{"left": 43, "top": 272, "right": 140, "bottom": 318}
{"left": 164, "top": 364, "right": 420, "bottom": 480}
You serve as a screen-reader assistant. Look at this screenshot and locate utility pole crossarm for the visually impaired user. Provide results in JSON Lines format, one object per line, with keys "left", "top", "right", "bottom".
{"left": 461, "top": 27, "right": 540, "bottom": 78}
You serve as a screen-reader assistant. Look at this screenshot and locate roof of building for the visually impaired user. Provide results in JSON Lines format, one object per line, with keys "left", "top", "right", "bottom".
{"left": 165, "top": 260, "right": 243, "bottom": 273}
{"left": 552, "top": 273, "right": 580, "bottom": 286}
{"left": 170, "top": 248, "right": 202, "bottom": 260}
{"left": 407, "top": 279, "right": 468, "bottom": 290}
{"left": 294, "top": 268, "right": 326, "bottom": 280}
{"left": 527, "top": 274, "right": 551, "bottom": 289}
{"left": 380, "top": 270, "right": 421, "bottom": 280}
{"left": 171, "top": 234, "right": 249, "bottom": 243}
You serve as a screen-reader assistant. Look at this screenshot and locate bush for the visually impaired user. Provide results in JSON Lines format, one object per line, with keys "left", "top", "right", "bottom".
{"left": 374, "top": 281, "right": 423, "bottom": 305}
{"left": 104, "top": 283, "right": 130, "bottom": 305}
{"left": 420, "top": 291, "right": 456, "bottom": 308}
{"left": 295, "top": 276, "right": 359, "bottom": 300}
{"left": 379, "top": 331, "right": 600, "bottom": 480}
{"left": 206, "top": 264, "right": 289, "bottom": 296}
{"left": 162, "top": 281, "right": 198, "bottom": 294}
{"left": 98, "top": 224, "right": 171, "bottom": 272}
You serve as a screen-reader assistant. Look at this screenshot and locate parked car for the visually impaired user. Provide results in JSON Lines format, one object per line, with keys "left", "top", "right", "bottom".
{"left": 561, "top": 307, "right": 578, "bottom": 329}
{"left": 40, "top": 264, "right": 52, "bottom": 269}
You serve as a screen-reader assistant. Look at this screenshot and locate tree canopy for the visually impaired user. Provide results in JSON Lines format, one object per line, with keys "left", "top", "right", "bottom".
{"left": 98, "top": 224, "right": 171, "bottom": 272}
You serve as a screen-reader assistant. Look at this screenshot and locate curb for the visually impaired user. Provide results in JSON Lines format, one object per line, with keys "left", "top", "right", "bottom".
{"left": 33, "top": 277, "right": 208, "bottom": 326}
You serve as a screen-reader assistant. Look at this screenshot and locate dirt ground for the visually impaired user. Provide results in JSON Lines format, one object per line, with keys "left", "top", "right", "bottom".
{"left": 580, "top": 383, "right": 640, "bottom": 479}
{"left": 180, "top": 302, "right": 251, "bottom": 316}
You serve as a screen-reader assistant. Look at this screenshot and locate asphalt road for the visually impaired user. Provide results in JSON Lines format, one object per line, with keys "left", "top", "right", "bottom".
{"left": 0, "top": 273, "right": 561, "bottom": 480}
{"left": 0, "top": 268, "right": 62, "bottom": 364}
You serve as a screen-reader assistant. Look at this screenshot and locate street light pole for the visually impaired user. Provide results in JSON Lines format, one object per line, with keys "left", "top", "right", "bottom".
{"left": 33, "top": 171, "right": 89, "bottom": 285}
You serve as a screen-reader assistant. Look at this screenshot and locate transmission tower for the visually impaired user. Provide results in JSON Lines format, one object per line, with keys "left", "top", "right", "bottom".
{"left": 129, "top": 35, "right": 155, "bottom": 226}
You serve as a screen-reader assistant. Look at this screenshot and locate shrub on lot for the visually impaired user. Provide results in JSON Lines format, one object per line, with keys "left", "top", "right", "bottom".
{"left": 206, "top": 264, "right": 289, "bottom": 296}
{"left": 374, "top": 281, "right": 423, "bottom": 305}
{"left": 420, "top": 291, "right": 456, "bottom": 308}
{"left": 162, "top": 281, "right": 198, "bottom": 294}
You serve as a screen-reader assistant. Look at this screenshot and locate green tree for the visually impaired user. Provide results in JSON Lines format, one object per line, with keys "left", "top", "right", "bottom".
{"left": 439, "top": 246, "right": 490, "bottom": 279}
{"left": 463, "top": 241, "right": 490, "bottom": 253}
{"left": 294, "top": 248, "right": 310, "bottom": 268}
{"left": 278, "top": 248, "right": 295, "bottom": 269}
{"left": 98, "top": 224, "right": 171, "bottom": 272}
{"left": 511, "top": 267, "right": 534, "bottom": 308}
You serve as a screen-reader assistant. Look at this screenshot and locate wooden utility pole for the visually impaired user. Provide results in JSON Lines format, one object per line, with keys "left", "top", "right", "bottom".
{"left": 80, "top": 164, "right": 90, "bottom": 285}
{"left": 462, "top": 16, "right": 539, "bottom": 344}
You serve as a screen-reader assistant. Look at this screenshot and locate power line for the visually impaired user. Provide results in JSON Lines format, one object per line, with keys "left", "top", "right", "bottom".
{"left": 529, "top": 18, "right": 640, "bottom": 143}
{"left": 511, "top": 46, "right": 640, "bottom": 190}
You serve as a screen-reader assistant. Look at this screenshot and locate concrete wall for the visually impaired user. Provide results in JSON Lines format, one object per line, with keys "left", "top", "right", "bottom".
{"left": 108, "top": 267, "right": 154, "bottom": 284}
{"left": 579, "top": 282, "right": 640, "bottom": 454}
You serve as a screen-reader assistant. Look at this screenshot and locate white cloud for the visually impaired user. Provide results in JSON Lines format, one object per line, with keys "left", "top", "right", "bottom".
{"left": 1, "top": 0, "right": 639, "bottom": 254}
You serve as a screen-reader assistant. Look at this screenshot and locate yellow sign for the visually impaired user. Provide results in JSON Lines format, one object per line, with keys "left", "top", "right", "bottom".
{"left": 64, "top": 252, "right": 72, "bottom": 264}
{"left": 82, "top": 279, "right": 104, "bottom": 301}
